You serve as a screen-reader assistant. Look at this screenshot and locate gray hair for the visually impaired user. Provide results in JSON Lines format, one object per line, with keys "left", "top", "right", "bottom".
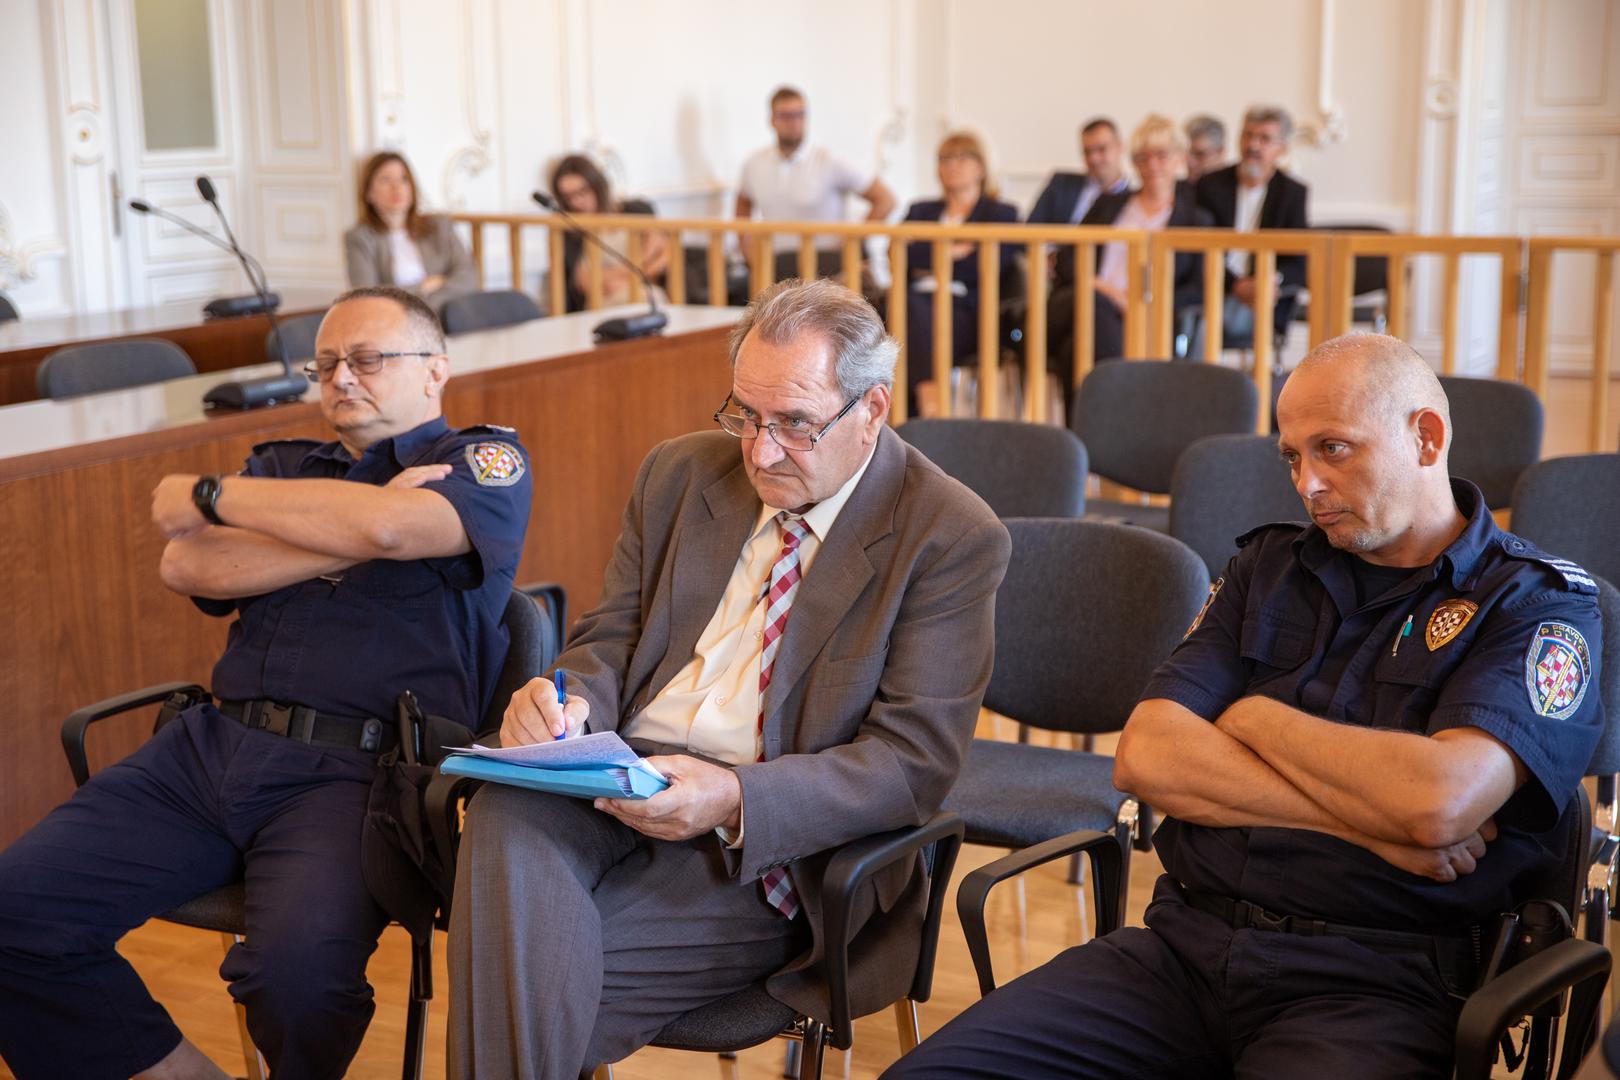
{"left": 728, "top": 278, "right": 898, "bottom": 398}
{"left": 329, "top": 284, "right": 447, "bottom": 354}
{"left": 1243, "top": 104, "right": 1294, "bottom": 143}
{"left": 1184, "top": 113, "right": 1226, "bottom": 148}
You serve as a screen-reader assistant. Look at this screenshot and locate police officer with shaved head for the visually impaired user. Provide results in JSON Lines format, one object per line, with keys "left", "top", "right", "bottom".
{"left": 0, "top": 286, "right": 531, "bottom": 1080}
{"left": 886, "top": 332, "right": 1603, "bottom": 1078}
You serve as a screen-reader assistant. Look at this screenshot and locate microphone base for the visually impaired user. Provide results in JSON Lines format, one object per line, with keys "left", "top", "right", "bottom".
{"left": 593, "top": 311, "right": 669, "bottom": 342}
{"left": 203, "top": 292, "right": 281, "bottom": 320}
{"left": 203, "top": 372, "right": 309, "bottom": 411}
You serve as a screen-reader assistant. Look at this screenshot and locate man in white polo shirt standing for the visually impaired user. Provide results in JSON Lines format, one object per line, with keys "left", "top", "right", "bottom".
{"left": 734, "top": 85, "right": 896, "bottom": 289}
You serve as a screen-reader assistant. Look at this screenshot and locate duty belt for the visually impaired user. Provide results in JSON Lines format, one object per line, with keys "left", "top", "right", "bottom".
{"left": 1178, "top": 883, "right": 1479, "bottom": 994}
{"left": 218, "top": 699, "right": 393, "bottom": 754}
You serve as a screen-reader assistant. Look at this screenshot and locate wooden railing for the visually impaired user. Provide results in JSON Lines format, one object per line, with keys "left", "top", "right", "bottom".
{"left": 451, "top": 212, "right": 1618, "bottom": 449}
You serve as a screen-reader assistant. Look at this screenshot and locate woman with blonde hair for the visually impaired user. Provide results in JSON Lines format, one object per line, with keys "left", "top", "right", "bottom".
{"left": 343, "top": 151, "right": 478, "bottom": 311}
{"left": 900, "top": 130, "right": 1019, "bottom": 414}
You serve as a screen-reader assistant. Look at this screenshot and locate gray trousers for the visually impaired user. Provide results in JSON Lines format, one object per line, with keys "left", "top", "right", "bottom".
{"left": 447, "top": 785, "right": 806, "bottom": 1079}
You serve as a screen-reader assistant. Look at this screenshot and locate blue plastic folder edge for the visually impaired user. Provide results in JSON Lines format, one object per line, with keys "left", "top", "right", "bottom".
{"left": 438, "top": 755, "right": 669, "bottom": 800}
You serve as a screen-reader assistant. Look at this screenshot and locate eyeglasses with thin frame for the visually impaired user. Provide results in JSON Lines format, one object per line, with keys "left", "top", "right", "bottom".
{"left": 713, "top": 393, "right": 861, "bottom": 452}
{"left": 303, "top": 350, "right": 436, "bottom": 383}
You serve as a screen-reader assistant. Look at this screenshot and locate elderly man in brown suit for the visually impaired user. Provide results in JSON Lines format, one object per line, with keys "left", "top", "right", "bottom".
{"left": 447, "top": 278, "right": 1011, "bottom": 1078}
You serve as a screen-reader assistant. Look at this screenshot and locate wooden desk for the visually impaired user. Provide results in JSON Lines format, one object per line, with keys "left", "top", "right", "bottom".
{"left": 0, "top": 287, "right": 334, "bottom": 406}
{"left": 0, "top": 306, "right": 739, "bottom": 846}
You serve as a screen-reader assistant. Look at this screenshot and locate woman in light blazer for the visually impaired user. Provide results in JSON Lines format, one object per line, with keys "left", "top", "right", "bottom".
{"left": 343, "top": 152, "right": 477, "bottom": 311}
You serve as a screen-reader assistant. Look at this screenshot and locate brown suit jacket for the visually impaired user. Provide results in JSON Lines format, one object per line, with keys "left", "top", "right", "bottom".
{"left": 558, "top": 424, "right": 1011, "bottom": 1021}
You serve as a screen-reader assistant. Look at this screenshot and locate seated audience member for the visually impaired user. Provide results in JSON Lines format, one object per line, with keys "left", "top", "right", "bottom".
{"left": 1049, "top": 114, "right": 1214, "bottom": 368}
{"left": 1194, "top": 104, "right": 1310, "bottom": 345}
{"left": 446, "top": 278, "right": 1010, "bottom": 1078}
{"left": 735, "top": 86, "right": 897, "bottom": 285}
{"left": 900, "top": 130, "right": 1019, "bottom": 415}
{"left": 344, "top": 152, "right": 479, "bottom": 312}
{"left": 550, "top": 153, "right": 669, "bottom": 313}
{"left": 0, "top": 286, "right": 531, "bottom": 1079}
{"left": 884, "top": 332, "right": 1604, "bottom": 1079}
{"left": 1027, "top": 117, "right": 1128, "bottom": 227}
{"left": 1183, "top": 113, "right": 1228, "bottom": 184}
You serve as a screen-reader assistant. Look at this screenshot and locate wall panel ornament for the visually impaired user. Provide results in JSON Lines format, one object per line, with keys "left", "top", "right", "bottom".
{"left": 0, "top": 203, "right": 63, "bottom": 291}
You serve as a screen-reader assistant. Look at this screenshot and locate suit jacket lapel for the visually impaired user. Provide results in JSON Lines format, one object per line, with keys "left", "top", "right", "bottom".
{"left": 760, "top": 429, "right": 902, "bottom": 741}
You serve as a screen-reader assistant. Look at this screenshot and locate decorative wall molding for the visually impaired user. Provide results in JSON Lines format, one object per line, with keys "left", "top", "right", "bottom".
{"left": 0, "top": 202, "right": 66, "bottom": 290}
{"left": 1297, "top": 0, "right": 1349, "bottom": 146}
{"left": 439, "top": 0, "right": 496, "bottom": 208}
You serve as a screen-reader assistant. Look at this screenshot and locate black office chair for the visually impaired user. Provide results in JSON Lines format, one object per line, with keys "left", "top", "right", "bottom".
{"left": 264, "top": 311, "right": 326, "bottom": 364}
{"left": 1512, "top": 454, "right": 1620, "bottom": 589}
{"left": 1071, "top": 360, "right": 1260, "bottom": 531}
{"left": 36, "top": 339, "right": 196, "bottom": 399}
{"left": 941, "top": 519, "right": 1209, "bottom": 919}
{"left": 896, "top": 418, "right": 1088, "bottom": 518}
{"left": 960, "top": 791, "right": 1611, "bottom": 1080}
{"left": 59, "top": 585, "right": 562, "bottom": 1080}
{"left": 1440, "top": 374, "right": 1545, "bottom": 510}
{"left": 440, "top": 289, "right": 543, "bottom": 334}
{"left": 1168, "top": 433, "right": 1305, "bottom": 578}
{"left": 0, "top": 292, "right": 18, "bottom": 322}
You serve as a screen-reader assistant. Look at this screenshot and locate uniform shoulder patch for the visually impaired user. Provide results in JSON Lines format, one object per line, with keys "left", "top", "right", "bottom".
{"left": 1525, "top": 621, "right": 1592, "bottom": 720}
{"left": 1502, "top": 534, "right": 1599, "bottom": 594}
{"left": 465, "top": 441, "right": 526, "bottom": 487}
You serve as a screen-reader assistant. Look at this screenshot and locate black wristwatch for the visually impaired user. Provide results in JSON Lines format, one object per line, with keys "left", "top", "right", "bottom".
{"left": 191, "top": 474, "right": 226, "bottom": 525}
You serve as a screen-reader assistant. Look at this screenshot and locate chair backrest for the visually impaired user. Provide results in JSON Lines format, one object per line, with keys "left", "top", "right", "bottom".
{"left": 1312, "top": 223, "right": 1393, "bottom": 296}
{"left": 896, "top": 418, "right": 1088, "bottom": 518}
{"left": 986, "top": 518, "right": 1209, "bottom": 735}
{"left": 1440, "top": 374, "right": 1543, "bottom": 509}
{"left": 265, "top": 310, "right": 326, "bottom": 364}
{"left": 1071, "top": 360, "right": 1259, "bottom": 493}
{"left": 1511, "top": 453, "right": 1620, "bottom": 588}
{"left": 0, "top": 292, "right": 18, "bottom": 322}
{"left": 1585, "top": 577, "right": 1620, "bottom": 777}
{"left": 36, "top": 338, "right": 196, "bottom": 399}
{"left": 441, "top": 289, "right": 543, "bottom": 335}
{"left": 1168, "top": 434, "right": 1305, "bottom": 578}
{"left": 480, "top": 588, "right": 564, "bottom": 732}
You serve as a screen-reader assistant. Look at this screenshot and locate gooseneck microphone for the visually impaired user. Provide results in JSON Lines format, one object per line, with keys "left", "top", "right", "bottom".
{"left": 531, "top": 191, "right": 668, "bottom": 341}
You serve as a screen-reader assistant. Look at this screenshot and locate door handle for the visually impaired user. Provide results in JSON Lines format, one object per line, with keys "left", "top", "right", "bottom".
{"left": 110, "top": 171, "right": 122, "bottom": 239}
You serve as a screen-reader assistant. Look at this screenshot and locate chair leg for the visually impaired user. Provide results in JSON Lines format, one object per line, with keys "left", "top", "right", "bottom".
{"left": 797, "top": 1018, "right": 829, "bottom": 1080}
{"left": 893, "top": 998, "right": 921, "bottom": 1053}
{"left": 781, "top": 1039, "right": 801, "bottom": 1077}
{"left": 716, "top": 1049, "right": 740, "bottom": 1080}
{"left": 591, "top": 1066, "right": 614, "bottom": 1080}
{"left": 402, "top": 934, "right": 432, "bottom": 1080}
{"left": 223, "top": 933, "right": 268, "bottom": 1080}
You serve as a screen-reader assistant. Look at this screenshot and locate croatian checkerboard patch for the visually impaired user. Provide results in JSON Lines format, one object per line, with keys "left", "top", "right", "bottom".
{"left": 465, "top": 442, "right": 525, "bottom": 487}
{"left": 1525, "top": 621, "right": 1591, "bottom": 720}
{"left": 1426, "top": 599, "right": 1478, "bottom": 651}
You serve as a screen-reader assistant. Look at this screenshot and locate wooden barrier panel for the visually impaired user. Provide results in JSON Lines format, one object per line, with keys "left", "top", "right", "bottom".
{"left": 1527, "top": 237, "right": 1620, "bottom": 453}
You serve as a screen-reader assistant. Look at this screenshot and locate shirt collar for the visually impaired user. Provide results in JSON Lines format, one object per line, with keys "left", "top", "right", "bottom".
{"left": 297, "top": 415, "right": 449, "bottom": 474}
{"left": 1294, "top": 478, "right": 1497, "bottom": 592}
{"left": 751, "top": 439, "right": 879, "bottom": 544}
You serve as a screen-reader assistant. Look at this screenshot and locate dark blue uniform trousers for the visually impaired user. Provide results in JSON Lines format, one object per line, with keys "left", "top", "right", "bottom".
{"left": 0, "top": 706, "right": 387, "bottom": 1080}
{"left": 884, "top": 878, "right": 1461, "bottom": 1079}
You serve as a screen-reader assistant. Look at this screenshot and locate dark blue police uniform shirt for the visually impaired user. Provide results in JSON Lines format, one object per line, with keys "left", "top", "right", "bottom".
{"left": 200, "top": 416, "right": 531, "bottom": 727}
{"left": 1142, "top": 479, "right": 1603, "bottom": 933}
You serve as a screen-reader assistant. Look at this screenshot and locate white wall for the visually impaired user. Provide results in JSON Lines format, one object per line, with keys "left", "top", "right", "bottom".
{"left": 0, "top": 0, "right": 75, "bottom": 318}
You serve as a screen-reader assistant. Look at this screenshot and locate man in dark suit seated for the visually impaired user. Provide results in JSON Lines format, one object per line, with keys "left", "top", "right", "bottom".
{"left": 883, "top": 333, "right": 1604, "bottom": 1079}
{"left": 1027, "top": 117, "right": 1129, "bottom": 228}
{"left": 446, "top": 278, "right": 1011, "bottom": 1078}
{"left": 1193, "top": 104, "right": 1310, "bottom": 349}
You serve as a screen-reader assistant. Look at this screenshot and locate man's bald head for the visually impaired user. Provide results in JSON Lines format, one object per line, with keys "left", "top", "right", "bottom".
{"left": 1282, "top": 333, "right": 1451, "bottom": 460}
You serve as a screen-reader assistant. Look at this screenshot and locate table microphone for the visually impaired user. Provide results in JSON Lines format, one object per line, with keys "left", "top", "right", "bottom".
{"left": 531, "top": 191, "right": 669, "bottom": 341}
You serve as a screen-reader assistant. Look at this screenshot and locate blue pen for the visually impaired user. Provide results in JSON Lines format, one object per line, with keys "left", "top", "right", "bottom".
{"left": 553, "top": 670, "right": 568, "bottom": 740}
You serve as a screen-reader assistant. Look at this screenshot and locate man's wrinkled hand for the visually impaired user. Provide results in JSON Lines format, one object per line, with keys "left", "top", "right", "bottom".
{"left": 595, "top": 755, "right": 741, "bottom": 842}
{"left": 500, "top": 677, "right": 588, "bottom": 746}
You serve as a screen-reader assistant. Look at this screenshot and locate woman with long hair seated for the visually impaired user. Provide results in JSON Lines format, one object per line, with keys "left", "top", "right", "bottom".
{"left": 900, "top": 131, "right": 1019, "bottom": 416}
{"left": 343, "top": 151, "right": 478, "bottom": 311}
{"left": 549, "top": 154, "right": 669, "bottom": 312}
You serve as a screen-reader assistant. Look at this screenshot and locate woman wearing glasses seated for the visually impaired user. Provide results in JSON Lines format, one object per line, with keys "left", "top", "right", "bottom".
{"left": 344, "top": 151, "right": 479, "bottom": 313}
{"left": 899, "top": 131, "right": 1019, "bottom": 416}
{"left": 550, "top": 154, "right": 669, "bottom": 313}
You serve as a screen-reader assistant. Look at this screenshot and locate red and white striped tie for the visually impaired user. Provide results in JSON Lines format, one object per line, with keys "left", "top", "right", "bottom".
{"left": 757, "top": 514, "right": 808, "bottom": 918}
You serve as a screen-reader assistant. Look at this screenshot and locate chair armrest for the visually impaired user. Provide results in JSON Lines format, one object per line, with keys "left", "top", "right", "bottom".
{"left": 60, "top": 682, "right": 206, "bottom": 788}
{"left": 518, "top": 580, "right": 568, "bottom": 645}
{"left": 817, "top": 811, "right": 966, "bottom": 1051}
{"left": 956, "top": 828, "right": 1123, "bottom": 998}
{"left": 423, "top": 768, "right": 486, "bottom": 908}
{"left": 1452, "top": 937, "right": 1611, "bottom": 1080}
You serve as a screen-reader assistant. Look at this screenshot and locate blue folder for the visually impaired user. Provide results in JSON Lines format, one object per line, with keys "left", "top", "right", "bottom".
{"left": 438, "top": 754, "right": 670, "bottom": 800}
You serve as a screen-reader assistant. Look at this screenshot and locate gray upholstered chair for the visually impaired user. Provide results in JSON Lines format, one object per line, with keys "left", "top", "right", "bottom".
{"left": 1168, "top": 434, "right": 1306, "bottom": 579}
{"left": 0, "top": 292, "right": 18, "bottom": 322}
{"left": 264, "top": 311, "right": 326, "bottom": 364}
{"left": 440, "top": 289, "right": 543, "bottom": 335}
{"left": 1510, "top": 453, "right": 1620, "bottom": 588}
{"left": 1071, "top": 360, "right": 1259, "bottom": 531}
{"left": 942, "top": 518, "right": 1210, "bottom": 917}
{"left": 1582, "top": 578, "right": 1620, "bottom": 948}
{"left": 35, "top": 339, "right": 196, "bottom": 399}
{"left": 1439, "top": 374, "right": 1544, "bottom": 509}
{"left": 896, "top": 418, "right": 1088, "bottom": 518}
{"left": 60, "top": 586, "right": 561, "bottom": 1080}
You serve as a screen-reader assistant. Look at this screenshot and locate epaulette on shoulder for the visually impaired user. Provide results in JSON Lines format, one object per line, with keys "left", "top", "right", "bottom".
{"left": 460, "top": 423, "right": 519, "bottom": 436}
{"left": 1502, "top": 534, "right": 1600, "bottom": 594}
{"left": 1235, "top": 520, "right": 1308, "bottom": 549}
